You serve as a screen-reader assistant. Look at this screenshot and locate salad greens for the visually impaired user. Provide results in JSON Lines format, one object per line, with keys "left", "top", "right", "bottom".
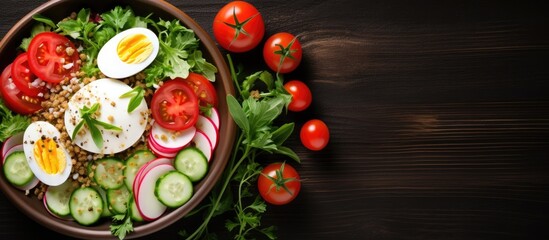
{"left": 119, "top": 86, "right": 145, "bottom": 113}
{"left": 0, "top": 99, "right": 31, "bottom": 142}
{"left": 21, "top": 6, "right": 217, "bottom": 86}
{"left": 180, "top": 55, "right": 299, "bottom": 240}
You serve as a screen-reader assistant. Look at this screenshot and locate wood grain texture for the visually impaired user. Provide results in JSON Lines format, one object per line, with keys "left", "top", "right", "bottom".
{"left": 1, "top": 0, "right": 549, "bottom": 239}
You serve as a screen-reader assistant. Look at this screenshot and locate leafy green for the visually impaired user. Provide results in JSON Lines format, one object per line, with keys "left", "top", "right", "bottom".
{"left": 19, "top": 14, "right": 55, "bottom": 51}
{"left": 0, "top": 100, "right": 31, "bottom": 142}
{"left": 110, "top": 205, "right": 134, "bottom": 240}
{"left": 181, "top": 54, "right": 298, "bottom": 240}
{"left": 119, "top": 86, "right": 145, "bottom": 113}
{"left": 144, "top": 19, "right": 217, "bottom": 86}
{"left": 71, "top": 103, "right": 122, "bottom": 149}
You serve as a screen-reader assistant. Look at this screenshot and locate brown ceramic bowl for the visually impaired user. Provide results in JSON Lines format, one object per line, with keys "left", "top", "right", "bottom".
{"left": 0, "top": 0, "right": 235, "bottom": 238}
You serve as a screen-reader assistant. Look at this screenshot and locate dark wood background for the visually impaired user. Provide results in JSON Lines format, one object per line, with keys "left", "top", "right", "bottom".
{"left": 2, "top": 0, "right": 549, "bottom": 239}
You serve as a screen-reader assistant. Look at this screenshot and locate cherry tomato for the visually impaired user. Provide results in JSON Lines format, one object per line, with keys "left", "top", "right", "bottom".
{"left": 284, "top": 80, "right": 312, "bottom": 112}
{"left": 151, "top": 80, "right": 199, "bottom": 131}
{"left": 213, "top": 1, "right": 265, "bottom": 53}
{"left": 0, "top": 64, "right": 43, "bottom": 115}
{"left": 300, "top": 119, "right": 330, "bottom": 151}
{"left": 27, "top": 32, "right": 80, "bottom": 83}
{"left": 177, "top": 73, "right": 218, "bottom": 107}
{"left": 11, "top": 53, "right": 46, "bottom": 97}
{"left": 263, "top": 32, "right": 302, "bottom": 74}
{"left": 258, "top": 162, "right": 301, "bottom": 205}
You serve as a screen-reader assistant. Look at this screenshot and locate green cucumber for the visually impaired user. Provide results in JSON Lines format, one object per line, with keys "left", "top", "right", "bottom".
{"left": 124, "top": 150, "right": 156, "bottom": 191}
{"left": 173, "top": 147, "right": 208, "bottom": 182}
{"left": 154, "top": 171, "right": 193, "bottom": 208}
{"left": 3, "top": 151, "right": 34, "bottom": 187}
{"left": 94, "top": 157, "right": 125, "bottom": 190}
{"left": 69, "top": 187, "right": 103, "bottom": 226}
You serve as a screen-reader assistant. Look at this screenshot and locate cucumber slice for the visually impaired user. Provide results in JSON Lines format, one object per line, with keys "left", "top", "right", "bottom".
{"left": 3, "top": 151, "right": 34, "bottom": 187}
{"left": 173, "top": 147, "right": 208, "bottom": 182}
{"left": 129, "top": 196, "right": 143, "bottom": 222}
{"left": 94, "top": 186, "right": 113, "bottom": 218}
{"left": 94, "top": 157, "right": 125, "bottom": 190}
{"left": 69, "top": 187, "right": 103, "bottom": 226}
{"left": 45, "top": 180, "right": 77, "bottom": 217}
{"left": 107, "top": 185, "right": 131, "bottom": 214}
{"left": 124, "top": 150, "right": 156, "bottom": 191}
{"left": 154, "top": 171, "right": 193, "bottom": 208}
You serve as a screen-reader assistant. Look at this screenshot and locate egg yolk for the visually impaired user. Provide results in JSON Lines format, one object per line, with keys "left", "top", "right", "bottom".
{"left": 33, "top": 137, "right": 66, "bottom": 175}
{"left": 117, "top": 33, "right": 153, "bottom": 64}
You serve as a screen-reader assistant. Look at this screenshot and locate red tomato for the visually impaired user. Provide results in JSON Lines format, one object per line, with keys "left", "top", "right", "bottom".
{"left": 258, "top": 162, "right": 301, "bottom": 205}
{"left": 11, "top": 53, "right": 46, "bottom": 97}
{"left": 0, "top": 64, "right": 43, "bottom": 115}
{"left": 151, "top": 80, "right": 199, "bottom": 131}
{"left": 177, "top": 73, "right": 218, "bottom": 107}
{"left": 213, "top": 1, "right": 265, "bottom": 53}
{"left": 27, "top": 32, "right": 80, "bottom": 83}
{"left": 284, "top": 80, "right": 312, "bottom": 112}
{"left": 300, "top": 119, "right": 330, "bottom": 151}
{"left": 263, "top": 32, "right": 302, "bottom": 74}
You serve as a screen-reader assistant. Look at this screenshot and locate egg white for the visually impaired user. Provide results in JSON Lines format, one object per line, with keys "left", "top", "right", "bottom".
{"left": 97, "top": 27, "right": 159, "bottom": 79}
{"left": 23, "top": 121, "right": 72, "bottom": 186}
{"left": 64, "top": 78, "right": 148, "bottom": 154}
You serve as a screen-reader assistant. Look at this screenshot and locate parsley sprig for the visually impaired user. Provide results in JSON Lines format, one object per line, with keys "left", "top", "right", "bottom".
{"left": 71, "top": 103, "right": 122, "bottom": 149}
{"left": 180, "top": 54, "right": 299, "bottom": 239}
{"left": 110, "top": 206, "right": 134, "bottom": 240}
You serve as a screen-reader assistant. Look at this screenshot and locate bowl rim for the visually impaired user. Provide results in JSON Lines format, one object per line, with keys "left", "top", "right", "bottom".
{"left": 0, "top": 0, "right": 236, "bottom": 239}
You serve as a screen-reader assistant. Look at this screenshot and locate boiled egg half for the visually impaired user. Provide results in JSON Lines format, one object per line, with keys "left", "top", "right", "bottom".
{"left": 23, "top": 121, "right": 72, "bottom": 186}
{"left": 97, "top": 27, "right": 159, "bottom": 79}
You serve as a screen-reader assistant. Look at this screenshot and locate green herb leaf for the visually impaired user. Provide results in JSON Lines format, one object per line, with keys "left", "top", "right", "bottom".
{"left": 274, "top": 146, "right": 301, "bottom": 163}
{"left": 271, "top": 123, "right": 294, "bottom": 146}
{"left": 32, "top": 14, "right": 56, "bottom": 28}
{"left": 110, "top": 206, "right": 134, "bottom": 240}
{"left": 227, "top": 95, "right": 250, "bottom": 135}
{"left": 71, "top": 103, "right": 122, "bottom": 149}
{"left": 0, "top": 100, "right": 31, "bottom": 142}
{"left": 119, "top": 87, "right": 145, "bottom": 113}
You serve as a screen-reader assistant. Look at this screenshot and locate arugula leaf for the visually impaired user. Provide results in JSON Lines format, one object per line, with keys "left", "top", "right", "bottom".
{"left": 0, "top": 100, "right": 31, "bottom": 142}
{"left": 32, "top": 14, "right": 56, "bottom": 28}
{"left": 100, "top": 6, "right": 135, "bottom": 33}
{"left": 188, "top": 50, "right": 218, "bottom": 82}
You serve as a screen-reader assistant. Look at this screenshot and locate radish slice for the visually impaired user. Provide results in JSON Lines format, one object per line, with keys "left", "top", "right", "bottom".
{"left": 195, "top": 115, "right": 218, "bottom": 148}
{"left": 206, "top": 108, "right": 220, "bottom": 130}
{"left": 136, "top": 164, "right": 174, "bottom": 221}
{"left": 3, "top": 144, "right": 23, "bottom": 164}
{"left": 147, "top": 137, "right": 178, "bottom": 159}
{"left": 148, "top": 133, "right": 181, "bottom": 155}
{"left": 150, "top": 122, "right": 196, "bottom": 151}
{"left": 1, "top": 132, "right": 24, "bottom": 160}
{"left": 192, "top": 130, "right": 213, "bottom": 162}
{"left": 133, "top": 158, "right": 172, "bottom": 200}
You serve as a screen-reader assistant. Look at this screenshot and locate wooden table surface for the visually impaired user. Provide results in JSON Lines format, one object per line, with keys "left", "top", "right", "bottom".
{"left": 2, "top": 0, "right": 549, "bottom": 239}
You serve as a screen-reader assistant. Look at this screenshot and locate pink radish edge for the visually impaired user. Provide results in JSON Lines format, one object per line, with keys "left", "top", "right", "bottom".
{"left": 133, "top": 158, "right": 173, "bottom": 202}
{"left": 1, "top": 132, "right": 24, "bottom": 161}
{"left": 135, "top": 164, "right": 174, "bottom": 221}
{"left": 192, "top": 130, "right": 213, "bottom": 162}
{"left": 196, "top": 115, "right": 218, "bottom": 149}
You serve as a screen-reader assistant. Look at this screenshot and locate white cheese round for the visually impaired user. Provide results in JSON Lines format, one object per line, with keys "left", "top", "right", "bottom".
{"left": 64, "top": 78, "right": 148, "bottom": 154}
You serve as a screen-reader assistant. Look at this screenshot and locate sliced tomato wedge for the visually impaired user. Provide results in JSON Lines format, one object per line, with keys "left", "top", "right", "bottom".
{"left": 27, "top": 32, "right": 80, "bottom": 83}
{"left": 0, "top": 64, "right": 43, "bottom": 115}
{"left": 177, "top": 73, "right": 218, "bottom": 107}
{"left": 11, "top": 53, "right": 46, "bottom": 97}
{"left": 151, "top": 80, "right": 199, "bottom": 131}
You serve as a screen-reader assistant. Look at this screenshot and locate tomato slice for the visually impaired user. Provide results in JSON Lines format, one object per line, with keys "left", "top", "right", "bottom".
{"left": 11, "top": 53, "right": 46, "bottom": 97}
{"left": 27, "top": 32, "right": 80, "bottom": 83}
{"left": 0, "top": 64, "right": 43, "bottom": 115}
{"left": 151, "top": 80, "right": 199, "bottom": 131}
{"left": 177, "top": 73, "right": 218, "bottom": 107}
